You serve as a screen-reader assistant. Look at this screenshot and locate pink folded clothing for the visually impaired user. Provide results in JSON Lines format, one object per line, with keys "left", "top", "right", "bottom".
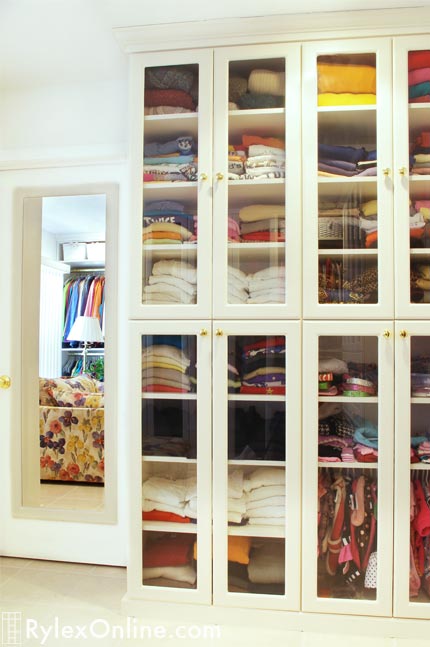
{"left": 409, "top": 67, "right": 430, "bottom": 86}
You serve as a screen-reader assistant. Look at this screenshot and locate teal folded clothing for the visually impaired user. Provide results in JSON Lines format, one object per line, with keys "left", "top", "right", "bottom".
{"left": 353, "top": 425, "right": 378, "bottom": 449}
{"left": 409, "top": 81, "right": 430, "bottom": 99}
{"left": 237, "top": 93, "right": 284, "bottom": 109}
{"left": 146, "top": 67, "right": 194, "bottom": 93}
{"left": 143, "top": 155, "right": 195, "bottom": 165}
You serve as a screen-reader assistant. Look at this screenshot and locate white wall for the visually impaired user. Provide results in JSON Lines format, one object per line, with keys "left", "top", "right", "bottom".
{"left": 0, "top": 79, "right": 128, "bottom": 162}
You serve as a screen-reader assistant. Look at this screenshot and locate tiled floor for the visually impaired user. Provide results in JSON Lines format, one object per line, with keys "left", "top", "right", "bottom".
{"left": 0, "top": 556, "right": 427, "bottom": 646}
{"left": 39, "top": 483, "right": 104, "bottom": 510}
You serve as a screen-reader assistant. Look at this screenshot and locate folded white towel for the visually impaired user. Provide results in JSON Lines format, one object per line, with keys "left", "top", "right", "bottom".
{"left": 244, "top": 467, "right": 285, "bottom": 493}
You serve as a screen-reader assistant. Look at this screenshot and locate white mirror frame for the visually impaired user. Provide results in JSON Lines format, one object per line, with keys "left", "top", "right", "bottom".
{"left": 12, "top": 183, "right": 118, "bottom": 524}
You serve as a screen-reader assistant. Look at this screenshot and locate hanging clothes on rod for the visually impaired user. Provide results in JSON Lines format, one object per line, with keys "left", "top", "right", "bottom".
{"left": 63, "top": 273, "right": 106, "bottom": 341}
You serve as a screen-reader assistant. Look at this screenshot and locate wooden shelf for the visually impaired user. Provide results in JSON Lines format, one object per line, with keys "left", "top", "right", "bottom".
{"left": 142, "top": 456, "right": 197, "bottom": 464}
{"left": 143, "top": 112, "right": 198, "bottom": 139}
{"left": 228, "top": 460, "right": 286, "bottom": 467}
{"left": 142, "top": 393, "right": 197, "bottom": 400}
{"left": 228, "top": 525, "right": 285, "bottom": 538}
{"left": 318, "top": 461, "right": 378, "bottom": 469}
{"left": 142, "top": 521, "right": 198, "bottom": 534}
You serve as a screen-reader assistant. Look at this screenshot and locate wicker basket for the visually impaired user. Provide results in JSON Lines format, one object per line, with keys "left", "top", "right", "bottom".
{"left": 318, "top": 216, "right": 344, "bottom": 240}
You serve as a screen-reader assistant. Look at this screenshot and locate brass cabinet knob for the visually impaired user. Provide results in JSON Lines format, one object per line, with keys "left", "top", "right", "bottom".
{"left": 383, "top": 168, "right": 391, "bottom": 176}
{"left": 400, "top": 330, "right": 408, "bottom": 338}
{"left": 215, "top": 329, "right": 224, "bottom": 336}
{"left": 399, "top": 167, "right": 407, "bottom": 176}
{"left": 216, "top": 172, "right": 224, "bottom": 181}
{"left": 199, "top": 172, "right": 208, "bottom": 181}
{"left": 200, "top": 328, "right": 208, "bottom": 336}
{"left": 382, "top": 329, "right": 391, "bottom": 338}
{"left": 0, "top": 375, "right": 11, "bottom": 389}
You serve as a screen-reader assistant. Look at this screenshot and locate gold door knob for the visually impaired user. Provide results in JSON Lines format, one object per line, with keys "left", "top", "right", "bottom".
{"left": 0, "top": 375, "right": 11, "bottom": 389}
{"left": 399, "top": 167, "right": 407, "bottom": 176}
{"left": 382, "top": 329, "right": 391, "bottom": 338}
{"left": 199, "top": 172, "right": 208, "bottom": 181}
{"left": 383, "top": 168, "right": 391, "bottom": 176}
{"left": 200, "top": 328, "right": 208, "bottom": 336}
{"left": 216, "top": 172, "right": 224, "bottom": 181}
{"left": 215, "top": 329, "right": 224, "bottom": 336}
{"left": 400, "top": 330, "right": 408, "bottom": 338}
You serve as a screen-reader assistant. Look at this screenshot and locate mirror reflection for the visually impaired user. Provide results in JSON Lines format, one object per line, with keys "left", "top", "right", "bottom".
{"left": 37, "top": 194, "right": 106, "bottom": 511}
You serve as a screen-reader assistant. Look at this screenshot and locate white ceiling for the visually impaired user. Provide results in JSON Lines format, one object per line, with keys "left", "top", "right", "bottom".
{"left": 42, "top": 195, "right": 106, "bottom": 236}
{"left": 0, "top": 0, "right": 428, "bottom": 91}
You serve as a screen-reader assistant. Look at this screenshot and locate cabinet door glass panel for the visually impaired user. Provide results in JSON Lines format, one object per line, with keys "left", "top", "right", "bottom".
{"left": 227, "top": 335, "right": 286, "bottom": 595}
{"left": 227, "top": 58, "right": 286, "bottom": 306}
{"left": 142, "top": 64, "right": 199, "bottom": 306}
{"left": 408, "top": 49, "right": 430, "bottom": 306}
{"left": 409, "top": 335, "right": 430, "bottom": 602}
{"left": 317, "top": 54, "right": 379, "bottom": 305}
{"left": 317, "top": 336, "right": 379, "bottom": 600}
{"left": 141, "top": 334, "right": 198, "bottom": 589}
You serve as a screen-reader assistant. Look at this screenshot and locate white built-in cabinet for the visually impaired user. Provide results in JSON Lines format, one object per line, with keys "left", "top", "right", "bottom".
{"left": 119, "top": 10, "right": 430, "bottom": 635}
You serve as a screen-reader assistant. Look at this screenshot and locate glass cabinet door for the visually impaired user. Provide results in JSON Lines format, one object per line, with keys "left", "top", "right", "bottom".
{"left": 129, "top": 50, "right": 213, "bottom": 319}
{"left": 213, "top": 44, "right": 301, "bottom": 319}
{"left": 394, "top": 37, "right": 430, "bottom": 318}
{"left": 395, "top": 323, "right": 430, "bottom": 618}
{"left": 212, "top": 322, "right": 301, "bottom": 610}
{"left": 302, "top": 321, "right": 394, "bottom": 616}
{"left": 302, "top": 39, "right": 393, "bottom": 319}
{"left": 127, "top": 322, "right": 212, "bottom": 604}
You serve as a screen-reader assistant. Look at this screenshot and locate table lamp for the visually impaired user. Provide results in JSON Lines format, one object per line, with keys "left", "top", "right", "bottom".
{"left": 67, "top": 316, "right": 104, "bottom": 374}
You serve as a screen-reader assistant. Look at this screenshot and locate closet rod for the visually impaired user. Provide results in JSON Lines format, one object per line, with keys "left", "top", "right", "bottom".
{"left": 70, "top": 267, "right": 105, "bottom": 273}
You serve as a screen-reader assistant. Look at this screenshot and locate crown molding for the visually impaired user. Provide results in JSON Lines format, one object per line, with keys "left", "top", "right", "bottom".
{"left": 114, "top": 7, "right": 430, "bottom": 53}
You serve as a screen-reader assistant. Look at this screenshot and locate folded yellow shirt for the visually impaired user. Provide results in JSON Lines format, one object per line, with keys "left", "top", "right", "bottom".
{"left": 318, "top": 92, "right": 376, "bottom": 106}
{"left": 239, "top": 204, "right": 285, "bottom": 222}
{"left": 318, "top": 63, "right": 376, "bottom": 94}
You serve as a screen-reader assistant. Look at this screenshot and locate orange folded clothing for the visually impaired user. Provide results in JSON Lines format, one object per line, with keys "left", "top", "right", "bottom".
{"left": 317, "top": 63, "right": 376, "bottom": 94}
{"left": 143, "top": 533, "right": 194, "bottom": 568}
{"left": 241, "top": 134, "right": 284, "bottom": 150}
{"left": 143, "top": 231, "right": 182, "bottom": 241}
{"left": 142, "top": 510, "right": 191, "bottom": 523}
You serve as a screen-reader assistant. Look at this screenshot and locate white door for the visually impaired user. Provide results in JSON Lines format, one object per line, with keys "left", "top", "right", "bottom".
{"left": 0, "top": 165, "right": 126, "bottom": 566}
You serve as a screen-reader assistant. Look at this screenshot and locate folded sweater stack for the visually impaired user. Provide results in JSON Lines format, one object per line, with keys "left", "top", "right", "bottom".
{"left": 239, "top": 336, "right": 285, "bottom": 395}
{"left": 318, "top": 143, "right": 377, "bottom": 177}
{"left": 317, "top": 61, "right": 376, "bottom": 106}
{"left": 228, "top": 265, "right": 249, "bottom": 303}
{"left": 228, "top": 467, "right": 286, "bottom": 526}
{"left": 410, "top": 131, "right": 430, "bottom": 175}
{"left": 229, "top": 68, "right": 285, "bottom": 110}
{"left": 238, "top": 203, "right": 285, "bottom": 242}
{"left": 142, "top": 342, "right": 192, "bottom": 394}
{"left": 143, "top": 200, "right": 196, "bottom": 245}
{"left": 228, "top": 135, "right": 285, "bottom": 180}
{"left": 143, "top": 259, "right": 197, "bottom": 304}
{"left": 144, "top": 66, "right": 197, "bottom": 115}
{"left": 408, "top": 50, "right": 430, "bottom": 103}
{"left": 142, "top": 475, "right": 197, "bottom": 521}
{"left": 142, "top": 533, "right": 196, "bottom": 585}
{"left": 247, "top": 266, "right": 285, "bottom": 304}
{"left": 143, "top": 136, "right": 198, "bottom": 182}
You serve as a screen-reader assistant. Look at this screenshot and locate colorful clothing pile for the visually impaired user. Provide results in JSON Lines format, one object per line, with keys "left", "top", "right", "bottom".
{"left": 228, "top": 135, "right": 285, "bottom": 180}
{"left": 410, "top": 476, "right": 430, "bottom": 599}
{"left": 143, "top": 260, "right": 197, "bottom": 304}
{"left": 142, "top": 340, "right": 192, "bottom": 393}
{"left": 229, "top": 68, "right": 285, "bottom": 110}
{"left": 142, "top": 533, "right": 197, "bottom": 586}
{"left": 143, "top": 200, "right": 196, "bottom": 245}
{"left": 238, "top": 204, "right": 285, "bottom": 242}
{"left": 318, "top": 357, "right": 377, "bottom": 397}
{"left": 318, "top": 143, "right": 377, "bottom": 177}
{"left": 239, "top": 337, "right": 285, "bottom": 395}
{"left": 143, "top": 136, "right": 198, "bottom": 182}
{"left": 408, "top": 50, "right": 430, "bottom": 103}
{"left": 228, "top": 217, "right": 241, "bottom": 242}
{"left": 318, "top": 472, "right": 378, "bottom": 594}
{"left": 317, "top": 61, "right": 376, "bottom": 106}
{"left": 411, "top": 263, "right": 430, "bottom": 304}
{"left": 144, "top": 65, "right": 197, "bottom": 114}
{"left": 410, "top": 131, "right": 430, "bottom": 175}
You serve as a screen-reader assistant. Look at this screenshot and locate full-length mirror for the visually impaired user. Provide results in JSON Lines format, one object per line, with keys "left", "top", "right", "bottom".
{"left": 17, "top": 185, "right": 118, "bottom": 522}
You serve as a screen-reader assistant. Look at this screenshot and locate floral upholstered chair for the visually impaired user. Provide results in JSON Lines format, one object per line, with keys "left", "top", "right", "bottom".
{"left": 39, "top": 375, "right": 105, "bottom": 483}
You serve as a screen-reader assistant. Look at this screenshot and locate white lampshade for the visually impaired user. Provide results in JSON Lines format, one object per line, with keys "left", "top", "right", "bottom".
{"left": 67, "top": 316, "right": 104, "bottom": 343}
